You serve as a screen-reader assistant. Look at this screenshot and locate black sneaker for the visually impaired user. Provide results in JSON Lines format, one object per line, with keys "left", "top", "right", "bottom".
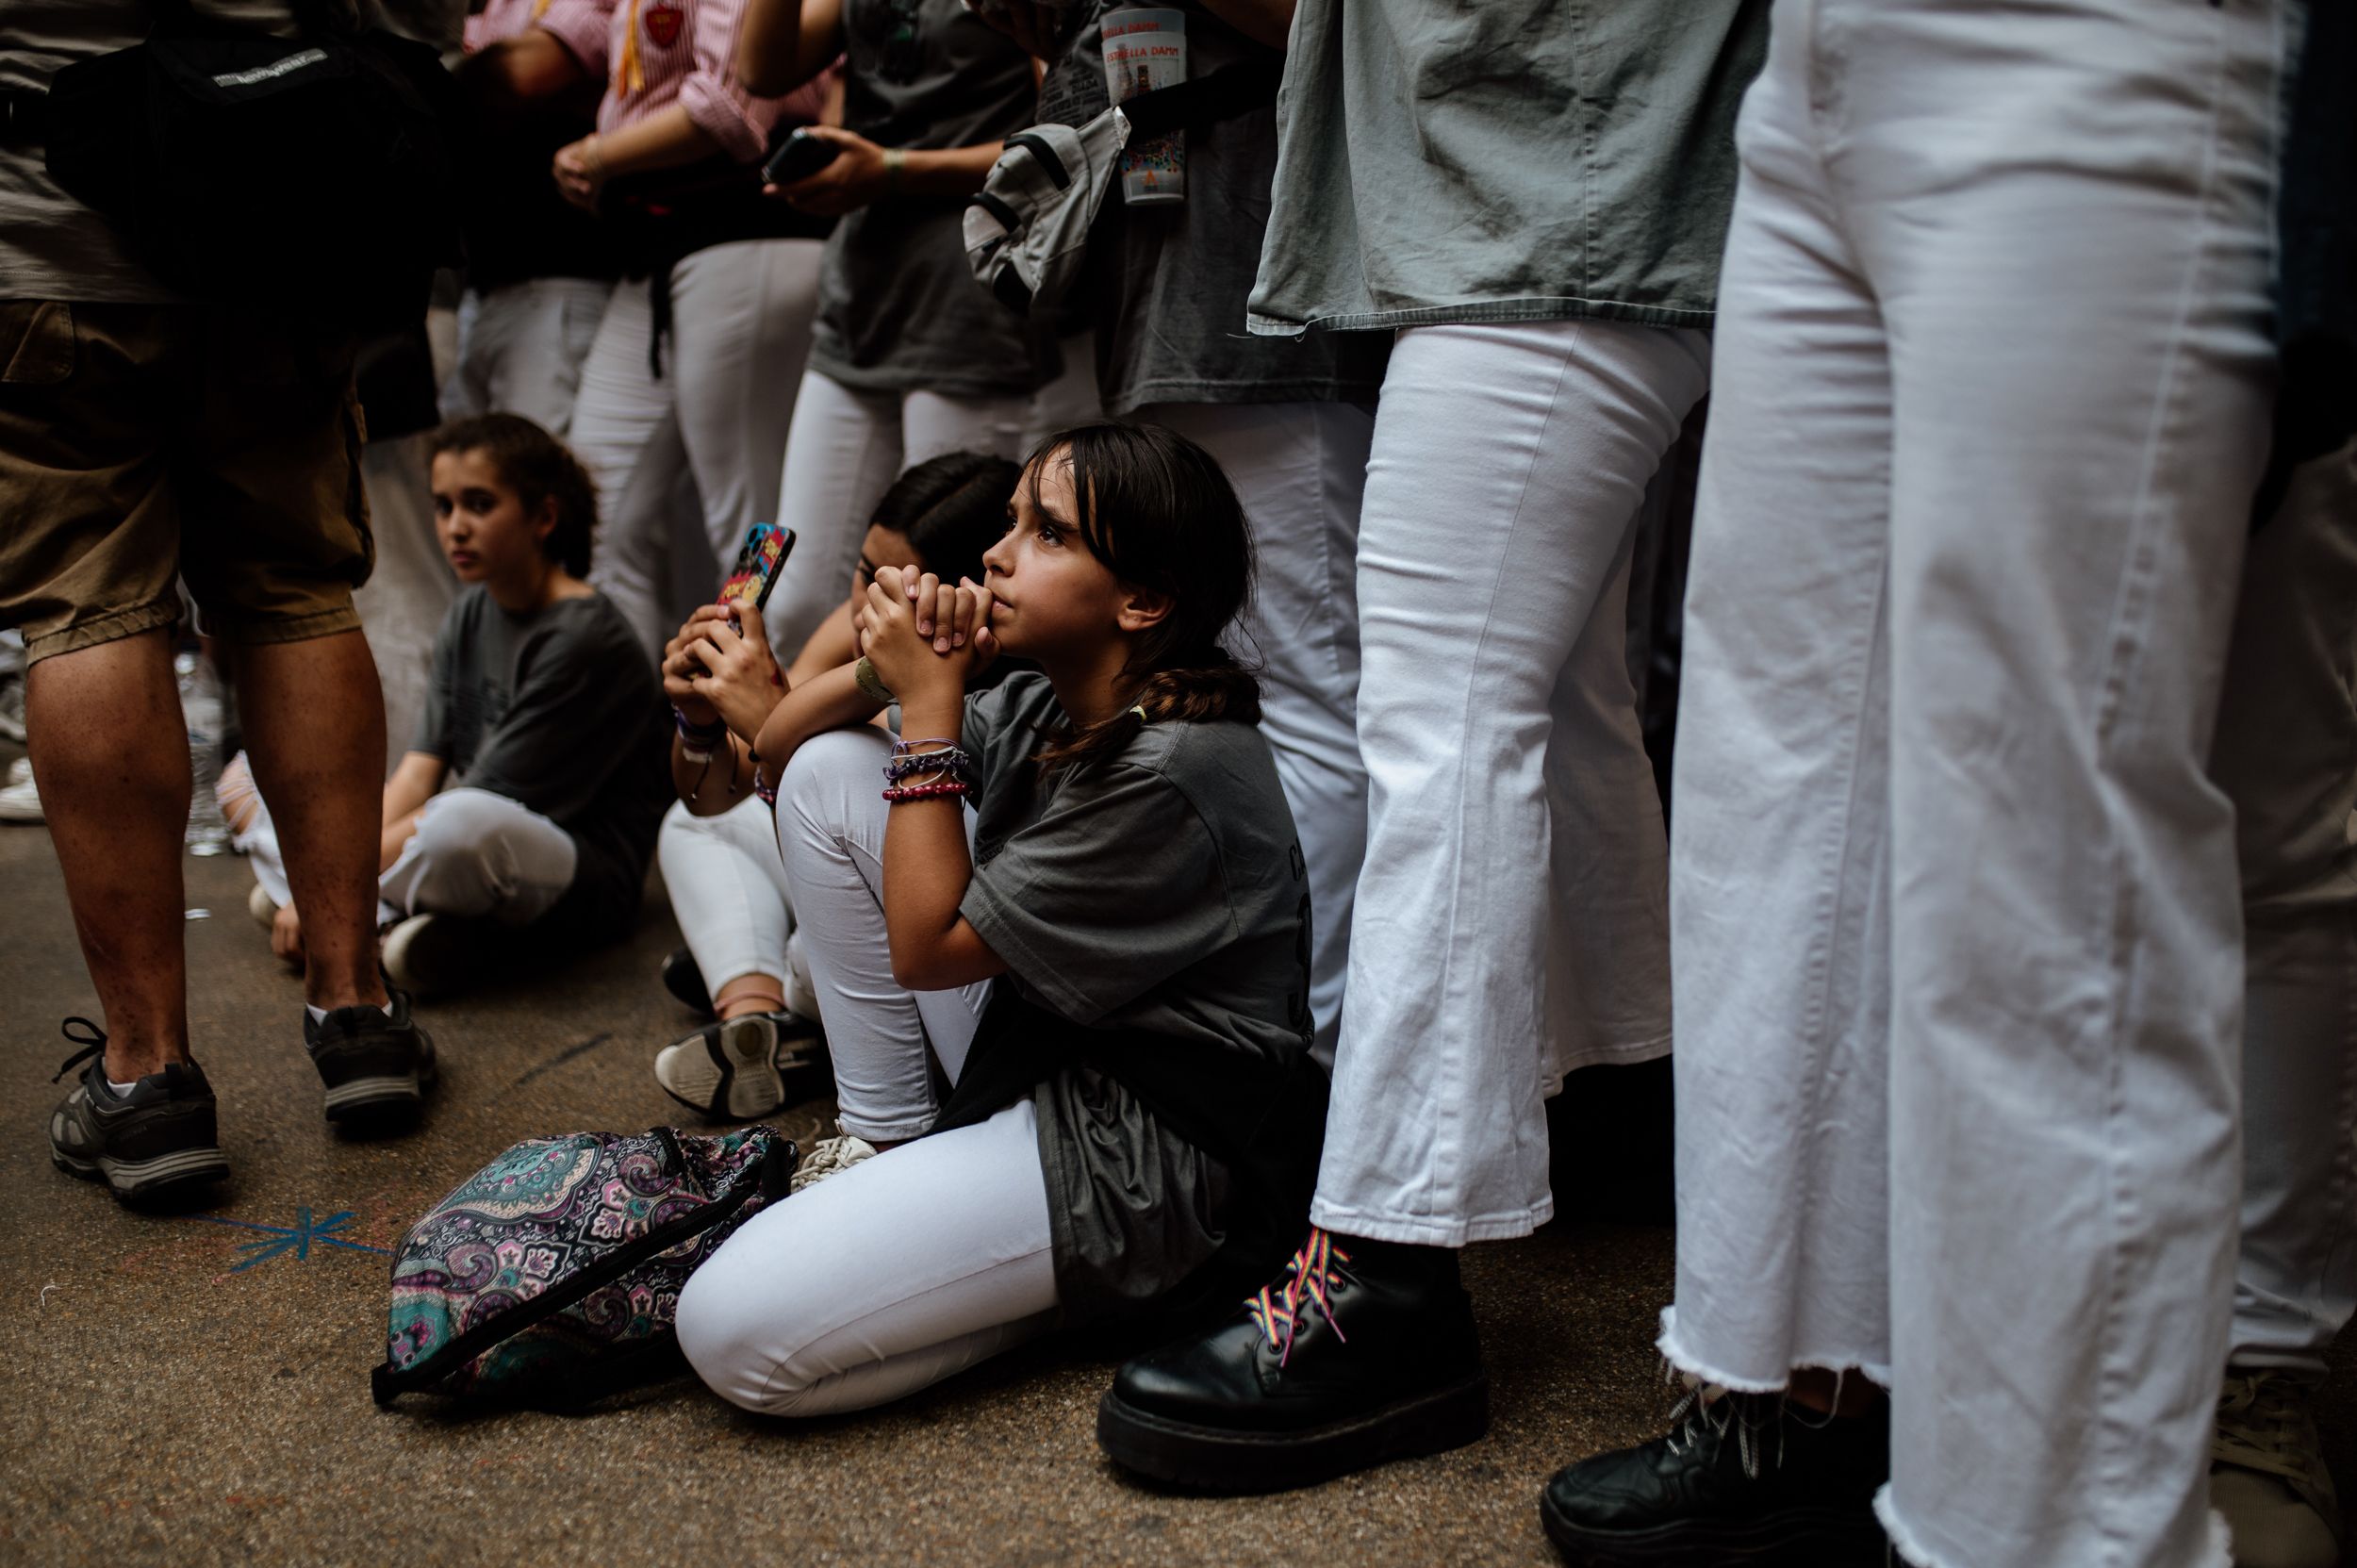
{"left": 652, "top": 1011, "right": 831, "bottom": 1121}
{"left": 661, "top": 946, "right": 714, "bottom": 1015}
{"left": 1540, "top": 1389, "right": 1890, "bottom": 1565}
{"left": 1096, "top": 1229, "right": 1489, "bottom": 1493}
{"left": 47, "top": 1017, "right": 229, "bottom": 1204}
{"left": 304, "top": 991, "right": 437, "bottom": 1126}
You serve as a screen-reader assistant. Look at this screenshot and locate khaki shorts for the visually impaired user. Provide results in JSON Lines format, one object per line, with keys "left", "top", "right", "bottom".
{"left": 0, "top": 300, "right": 373, "bottom": 663}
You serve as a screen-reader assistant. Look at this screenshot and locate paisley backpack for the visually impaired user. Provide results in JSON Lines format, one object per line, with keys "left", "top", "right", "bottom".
{"left": 371, "top": 1126, "right": 794, "bottom": 1407}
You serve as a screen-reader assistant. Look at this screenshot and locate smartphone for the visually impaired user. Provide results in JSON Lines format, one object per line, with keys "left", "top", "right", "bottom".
{"left": 761, "top": 127, "right": 843, "bottom": 188}
{"left": 718, "top": 523, "right": 796, "bottom": 620}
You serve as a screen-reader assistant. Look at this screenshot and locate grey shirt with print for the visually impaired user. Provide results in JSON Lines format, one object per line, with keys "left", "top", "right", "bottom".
{"left": 1247, "top": 0, "right": 1770, "bottom": 336}
{"left": 955, "top": 672, "right": 1317, "bottom": 1321}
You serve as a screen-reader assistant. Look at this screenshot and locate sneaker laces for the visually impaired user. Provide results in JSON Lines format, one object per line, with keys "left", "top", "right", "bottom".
{"left": 2214, "top": 1371, "right": 2335, "bottom": 1509}
{"left": 51, "top": 1016, "right": 107, "bottom": 1083}
{"left": 787, "top": 1132, "right": 878, "bottom": 1194}
{"left": 1658, "top": 1370, "right": 1850, "bottom": 1480}
{"left": 1244, "top": 1227, "right": 1351, "bottom": 1366}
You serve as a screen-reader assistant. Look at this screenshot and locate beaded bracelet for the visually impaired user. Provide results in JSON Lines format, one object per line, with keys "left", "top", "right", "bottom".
{"left": 883, "top": 748, "right": 976, "bottom": 784}
{"left": 882, "top": 780, "right": 970, "bottom": 804}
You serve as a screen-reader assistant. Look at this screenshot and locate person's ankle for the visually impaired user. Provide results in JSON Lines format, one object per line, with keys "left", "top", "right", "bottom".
{"left": 1786, "top": 1366, "right": 1883, "bottom": 1419}
{"left": 1327, "top": 1232, "right": 1461, "bottom": 1283}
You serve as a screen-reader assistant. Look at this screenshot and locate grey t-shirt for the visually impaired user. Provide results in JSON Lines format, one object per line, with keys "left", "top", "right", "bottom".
{"left": 805, "top": 0, "right": 1053, "bottom": 398}
{"left": 937, "top": 671, "right": 1327, "bottom": 1324}
{"left": 1247, "top": 0, "right": 1769, "bottom": 336}
{"left": 1034, "top": 3, "right": 1388, "bottom": 416}
{"left": 415, "top": 586, "right": 673, "bottom": 937}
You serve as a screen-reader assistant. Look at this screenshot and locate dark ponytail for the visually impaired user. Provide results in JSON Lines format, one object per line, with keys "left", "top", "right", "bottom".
{"left": 1024, "top": 421, "right": 1261, "bottom": 775}
{"left": 428, "top": 413, "right": 600, "bottom": 579}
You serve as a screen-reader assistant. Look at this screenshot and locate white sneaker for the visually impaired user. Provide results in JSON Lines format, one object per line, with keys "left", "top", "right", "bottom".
{"left": 0, "top": 766, "right": 41, "bottom": 824}
{"left": 652, "top": 1011, "right": 832, "bottom": 1122}
{"left": 788, "top": 1133, "right": 878, "bottom": 1194}
{"left": 248, "top": 881, "right": 280, "bottom": 931}
{"left": 7, "top": 756, "right": 28, "bottom": 785}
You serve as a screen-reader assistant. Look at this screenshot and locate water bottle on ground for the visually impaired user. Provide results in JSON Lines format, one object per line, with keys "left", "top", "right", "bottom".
{"left": 177, "top": 649, "right": 233, "bottom": 855}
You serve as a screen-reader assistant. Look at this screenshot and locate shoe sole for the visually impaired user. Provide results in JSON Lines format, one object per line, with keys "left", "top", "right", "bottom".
{"left": 1538, "top": 1490, "right": 1888, "bottom": 1566}
{"left": 655, "top": 1017, "right": 785, "bottom": 1122}
{"left": 322, "top": 1073, "right": 425, "bottom": 1121}
{"left": 1095, "top": 1371, "right": 1490, "bottom": 1494}
{"left": 53, "top": 1143, "right": 230, "bottom": 1202}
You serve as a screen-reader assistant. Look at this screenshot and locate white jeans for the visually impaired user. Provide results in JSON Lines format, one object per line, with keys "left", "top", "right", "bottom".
{"left": 1310, "top": 320, "right": 1708, "bottom": 1246}
{"left": 775, "top": 726, "right": 992, "bottom": 1142}
{"left": 442, "top": 276, "right": 612, "bottom": 437}
{"left": 571, "top": 239, "right": 824, "bottom": 658}
{"left": 676, "top": 1097, "right": 1058, "bottom": 1417}
{"left": 2217, "top": 430, "right": 2357, "bottom": 1378}
{"left": 1656, "top": 5, "right": 2285, "bottom": 1566}
{"left": 1137, "top": 401, "right": 1372, "bottom": 1065}
{"left": 1022, "top": 330, "right": 1102, "bottom": 453}
{"left": 760, "top": 371, "right": 1030, "bottom": 658}
{"left": 242, "top": 786, "right": 577, "bottom": 927}
{"left": 658, "top": 793, "right": 806, "bottom": 1003}
{"left": 351, "top": 434, "right": 454, "bottom": 776}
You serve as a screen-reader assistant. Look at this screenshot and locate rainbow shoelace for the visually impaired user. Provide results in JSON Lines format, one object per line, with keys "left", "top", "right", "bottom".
{"left": 1244, "top": 1228, "right": 1352, "bottom": 1366}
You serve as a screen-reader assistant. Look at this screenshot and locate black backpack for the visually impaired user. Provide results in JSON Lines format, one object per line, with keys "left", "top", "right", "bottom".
{"left": 42, "top": 0, "right": 464, "bottom": 331}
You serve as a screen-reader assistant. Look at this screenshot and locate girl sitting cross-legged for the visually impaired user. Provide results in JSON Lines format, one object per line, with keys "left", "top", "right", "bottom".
{"left": 668, "top": 422, "right": 1329, "bottom": 1417}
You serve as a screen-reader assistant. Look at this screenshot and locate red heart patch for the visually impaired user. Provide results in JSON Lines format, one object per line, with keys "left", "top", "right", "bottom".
{"left": 644, "top": 2, "right": 683, "bottom": 48}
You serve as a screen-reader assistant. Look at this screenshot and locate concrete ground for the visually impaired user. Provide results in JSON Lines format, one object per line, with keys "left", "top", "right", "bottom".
{"left": 2, "top": 734, "right": 2349, "bottom": 1567}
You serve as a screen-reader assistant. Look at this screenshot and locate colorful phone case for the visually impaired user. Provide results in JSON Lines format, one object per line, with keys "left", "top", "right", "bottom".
{"left": 718, "top": 524, "right": 796, "bottom": 614}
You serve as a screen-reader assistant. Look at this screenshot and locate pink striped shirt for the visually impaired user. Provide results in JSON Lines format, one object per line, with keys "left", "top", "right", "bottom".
{"left": 463, "top": 0, "right": 614, "bottom": 75}
{"left": 594, "top": 0, "right": 824, "bottom": 165}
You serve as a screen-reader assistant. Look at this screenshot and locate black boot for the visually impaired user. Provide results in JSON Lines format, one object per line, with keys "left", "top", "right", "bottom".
{"left": 1096, "top": 1229, "right": 1488, "bottom": 1493}
{"left": 1541, "top": 1388, "right": 1890, "bottom": 1566}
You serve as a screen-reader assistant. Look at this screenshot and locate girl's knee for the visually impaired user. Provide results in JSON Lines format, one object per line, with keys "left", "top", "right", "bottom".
{"left": 412, "top": 787, "right": 512, "bottom": 858}
{"left": 674, "top": 1264, "right": 791, "bottom": 1414}
{"left": 781, "top": 728, "right": 890, "bottom": 836}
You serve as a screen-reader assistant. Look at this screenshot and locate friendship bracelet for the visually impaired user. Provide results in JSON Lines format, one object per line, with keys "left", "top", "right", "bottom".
{"left": 673, "top": 705, "right": 728, "bottom": 760}
{"left": 882, "top": 780, "right": 969, "bottom": 804}
{"left": 883, "top": 748, "right": 976, "bottom": 784}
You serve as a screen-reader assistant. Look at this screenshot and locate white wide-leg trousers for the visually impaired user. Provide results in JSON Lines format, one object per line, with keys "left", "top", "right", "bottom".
{"left": 1310, "top": 320, "right": 1709, "bottom": 1246}
{"left": 442, "top": 275, "right": 613, "bottom": 437}
{"left": 1656, "top": 3, "right": 2285, "bottom": 1565}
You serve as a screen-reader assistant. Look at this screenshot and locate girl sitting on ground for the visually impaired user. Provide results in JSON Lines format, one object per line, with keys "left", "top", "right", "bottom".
{"left": 224, "top": 413, "right": 672, "bottom": 997}
{"left": 651, "top": 451, "right": 1019, "bottom": 1122}
{"left": 662, "top": 421, "right": 1329, "bottom": 1416}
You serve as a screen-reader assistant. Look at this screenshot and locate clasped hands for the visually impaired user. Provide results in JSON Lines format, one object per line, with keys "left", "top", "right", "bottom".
{"left": 859, "top": 566, "right": 997, "bottom": 706}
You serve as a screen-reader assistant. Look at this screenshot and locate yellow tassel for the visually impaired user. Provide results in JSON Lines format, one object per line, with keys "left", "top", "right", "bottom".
{"left": 531, "top": 0, "right": 551, "bottom": 16}
{"left": 614, "top": 0, "right": 645, "bottom": 95}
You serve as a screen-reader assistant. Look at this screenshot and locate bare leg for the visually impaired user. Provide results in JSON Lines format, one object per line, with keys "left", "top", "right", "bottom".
{"left": 25, "top": 629, "right": 191, "bottom": 1081}
{"left": 713, "top": 973, "right": 788, "bottom": 1022}
{"left": 226, "top": 630, "right": 389, "bottom": 1014}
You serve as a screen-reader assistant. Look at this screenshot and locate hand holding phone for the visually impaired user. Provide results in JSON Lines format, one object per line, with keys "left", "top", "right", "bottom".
{"left": 762, "top": 127, "right": 844, "bottom": 190}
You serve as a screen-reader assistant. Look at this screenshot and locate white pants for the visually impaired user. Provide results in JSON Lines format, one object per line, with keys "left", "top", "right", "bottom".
{"left": 658, "top": 793, "right": 809, "bottom": 1005}
{"left": 1656, "top": 5, "right": 2284, "bottom": 1566}
{"left": 760, "top": 371, "right": 1030, "bottom": 658}
{"left": 673, "top": 726, "right": 1054, "bottom": 1419}
{"left": 676, "top": 1097, "right": 1058, "bottom": 1418}
{"left": 776, "top": 726, "right": 992, "bottom": 1141}
{"left": 571, "top": 239, "right": 824, "bottom": 659}
{"left": 242, "top": 786, "right": 576, "bottom": 927}
{"left": 1137, "top": 401, "right": 1372, "bottom": 1065}
{"left": 442, "top": 276, "right": 612, "bottom": 437}
{"left": 2218, "top": 429, "right": 2357, "bottom": 1378}
{"left": 1310, "top": 320, "right": 1708, "bottom": 1246}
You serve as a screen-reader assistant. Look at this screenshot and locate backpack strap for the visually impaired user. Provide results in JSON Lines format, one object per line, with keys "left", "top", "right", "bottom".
{"left": 1115, "top": 56, "right": 1282, "bottom": 142}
